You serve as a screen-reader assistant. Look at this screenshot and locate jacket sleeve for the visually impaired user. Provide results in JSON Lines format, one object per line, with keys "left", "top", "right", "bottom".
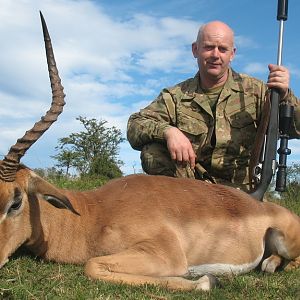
{"left": 283, "top": 89, "right": 300, "bottom": 139}
{"left": 127, "top": 89, "right": 176, "bottom": 151}
{"left": 258, "top": 81, "right": 300, "bottom": 139}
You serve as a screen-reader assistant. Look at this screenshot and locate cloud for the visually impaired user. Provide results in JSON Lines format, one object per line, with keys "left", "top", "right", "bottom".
{"left": 289, "top": 140, "right": 300, "bottom": 156}
{"left": 288, "top": 65, "right": 300, "bottom": 79}
{"left": 235, "top": 35, "right": 258, "bottom": 49}
{"left": 0, "top": 0, "right": 203, "bottom": 173}
{"left": 242, "top": 62, "right": 267, "bottom": 75}
{"left": 136, "top": 48, "right": 194, "bottom": 73}
{"left": 1, "top": 0, "right": 299, "bottom": 173}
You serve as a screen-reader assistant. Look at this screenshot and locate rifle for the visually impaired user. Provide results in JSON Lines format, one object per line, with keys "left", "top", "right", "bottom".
{"left": 249, "top": 0, "right": 294, "bottom": 201}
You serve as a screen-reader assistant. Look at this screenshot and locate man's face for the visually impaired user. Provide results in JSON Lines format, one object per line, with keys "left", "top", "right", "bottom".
{"left": 192, "top": 26, "right": 236, "bottom": 84}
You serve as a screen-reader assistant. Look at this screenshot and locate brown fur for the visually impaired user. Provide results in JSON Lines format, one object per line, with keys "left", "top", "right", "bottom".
{"left": 0, "top": 166, "right": 299, "bottom": 291}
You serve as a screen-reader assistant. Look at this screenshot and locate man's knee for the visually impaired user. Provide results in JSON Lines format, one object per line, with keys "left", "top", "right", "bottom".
{"left": 141, "top": 143, "right": 195, "bottom": 179}
{"left": 141, "top": 143, "right": 175, "bottom": 176}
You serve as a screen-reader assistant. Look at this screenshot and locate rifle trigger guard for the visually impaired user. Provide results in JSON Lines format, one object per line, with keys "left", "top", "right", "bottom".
{"left": 253, "top": 163, "right": 262, "bottom": 183}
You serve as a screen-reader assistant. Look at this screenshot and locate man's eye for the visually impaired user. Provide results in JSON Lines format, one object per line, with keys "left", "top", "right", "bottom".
{"left": 204, "top": 46, "right": 215, "bottom": 51}
{"left": 218, "top": 47, "right": 228, "bottom": 53}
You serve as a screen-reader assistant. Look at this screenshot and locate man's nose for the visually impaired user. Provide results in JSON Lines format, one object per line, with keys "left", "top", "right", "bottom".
{"left": 211, "top": 47, "right": 219, "bottom": 57}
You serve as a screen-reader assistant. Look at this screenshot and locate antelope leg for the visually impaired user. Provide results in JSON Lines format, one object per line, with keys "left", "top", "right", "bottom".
{"left": 84, "top": 246, "right": 217, "bottom": 291}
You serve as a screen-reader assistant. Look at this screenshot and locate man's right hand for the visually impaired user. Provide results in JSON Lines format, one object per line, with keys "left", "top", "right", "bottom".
{"left": 164, "top": 127, "right": 196, "bottom": 169}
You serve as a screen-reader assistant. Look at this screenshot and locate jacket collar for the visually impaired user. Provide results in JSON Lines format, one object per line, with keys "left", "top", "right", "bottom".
{"left": 185, "top": 68, "right": 244, "bottom": 97}
{"left": 185, "top": 68, "right": 245, "bottom": 116}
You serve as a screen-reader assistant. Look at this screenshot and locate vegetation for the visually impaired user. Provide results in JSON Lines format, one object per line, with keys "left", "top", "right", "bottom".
{"left": 0, "top": 165, "right": 299, "bottom": 299}
{"left": 0, "top": 256, "right": 299, "bottom": 300}
{"left": 52, "top": 116, "right": 125, "bottom": 179}
{"left": 267, "top": 163, "right": 300, "bottom": 214}
{"left": 34, "top": 167, "right": 108, "bottom": 191}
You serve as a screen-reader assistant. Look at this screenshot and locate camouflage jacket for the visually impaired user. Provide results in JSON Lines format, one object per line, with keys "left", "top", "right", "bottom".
{"left": 127, "top": 69, "right": 300, "bottom": 187}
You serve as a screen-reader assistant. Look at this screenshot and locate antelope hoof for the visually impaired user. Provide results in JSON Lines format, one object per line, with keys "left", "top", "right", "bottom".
{"left": 261, "top": 255, "right": 282, "bottom": 273}
{"left": 194, "top": 274, "right": 219, "bottom": 291}
{"left": 284, "top": 257, "right": 300, "bottom": 271}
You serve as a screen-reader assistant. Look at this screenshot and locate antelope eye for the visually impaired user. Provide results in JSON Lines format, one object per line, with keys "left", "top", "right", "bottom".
{"left": 8, "top": 188, "right": 23, "bottom": 214}
{"left": 10, "top": 198, "right": 22, "bottom": 211}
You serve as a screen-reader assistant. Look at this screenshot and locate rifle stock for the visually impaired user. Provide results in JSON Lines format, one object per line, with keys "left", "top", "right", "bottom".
{"left": 249, "top": 90, "right": 280, "bottom": 201}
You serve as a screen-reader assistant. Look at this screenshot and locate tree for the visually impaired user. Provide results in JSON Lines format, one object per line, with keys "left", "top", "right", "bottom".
{"left": 281, "top": 163, "right": 300, "bottom": 202}
{"left": 267, "top": 163, "right": 300, "bottom": 203}
{"left": 52, "top": 149, "right": 80, "bottom": 176}
{"left": 52, "top": 116, "right": 125, "bottom": 179}
{"left": 286, "top": 163, "right": 300, "bottom": 183}
{"left": 34, "top": 167, "right": 63, "bottom": 179}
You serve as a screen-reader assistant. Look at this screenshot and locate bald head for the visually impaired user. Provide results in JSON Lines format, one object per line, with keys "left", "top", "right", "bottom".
{"left": 192, "top": 20, "right": 236, "bottom": 88}
{"left": 196, "top": 21, "right": 235, "bottom": 48}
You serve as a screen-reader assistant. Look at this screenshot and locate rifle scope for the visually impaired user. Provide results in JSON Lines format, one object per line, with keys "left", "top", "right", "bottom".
{"left": 275, "top": 0, "right": 293, "bottom": 192}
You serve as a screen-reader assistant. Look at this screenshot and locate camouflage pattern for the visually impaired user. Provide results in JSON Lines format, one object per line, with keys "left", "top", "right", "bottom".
{"left": 141, "top": 143, "right": 196, "bottom": 178}
{"left": 127, "top": 68, "right": 300, "bottom": 191}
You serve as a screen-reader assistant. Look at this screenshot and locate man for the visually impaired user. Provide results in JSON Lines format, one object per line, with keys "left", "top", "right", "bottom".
{"left": 127, "top": 21, "right": 300, "bottom": 191}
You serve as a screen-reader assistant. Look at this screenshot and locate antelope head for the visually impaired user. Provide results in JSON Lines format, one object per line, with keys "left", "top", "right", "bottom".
{"left": 0, "top": 12, "right": 77, "bottom": 268}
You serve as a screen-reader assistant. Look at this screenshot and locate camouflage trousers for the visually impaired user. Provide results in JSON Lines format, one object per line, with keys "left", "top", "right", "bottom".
{"left": 140, "top": 143, "right": 215, "bottom": 182}
{"left": 140, "top": 143, "right": 256, "bottom": 193}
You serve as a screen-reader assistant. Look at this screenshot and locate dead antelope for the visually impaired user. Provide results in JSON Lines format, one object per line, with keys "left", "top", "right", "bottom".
{"left": 1, "top": 13, "right": 300, "bottom": 292}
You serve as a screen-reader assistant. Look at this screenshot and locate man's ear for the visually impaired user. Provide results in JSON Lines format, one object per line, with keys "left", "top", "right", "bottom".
{"left": 192, "top": 42, "right": 198, "bottom": 58}
{"left": 230, "top": 47, "right": 236, "bottom": 62}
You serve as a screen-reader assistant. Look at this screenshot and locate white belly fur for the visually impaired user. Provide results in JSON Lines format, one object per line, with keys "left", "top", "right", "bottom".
{"left": 187, "top": 252, "right": 264, "bottom": 276}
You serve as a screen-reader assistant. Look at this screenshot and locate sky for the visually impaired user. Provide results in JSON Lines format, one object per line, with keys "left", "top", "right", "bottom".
{"left": 0, "top": 0, "right": 299, "bottom": 175}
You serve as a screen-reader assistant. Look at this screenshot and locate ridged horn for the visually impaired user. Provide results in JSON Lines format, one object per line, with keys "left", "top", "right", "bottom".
{"left": 0, "top": 12, "right": 65, "bottom": 182}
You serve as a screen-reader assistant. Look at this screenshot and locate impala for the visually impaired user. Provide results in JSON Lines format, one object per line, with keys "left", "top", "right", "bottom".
{"left": 0, "top": 13, "right": 299, "bottom": 292}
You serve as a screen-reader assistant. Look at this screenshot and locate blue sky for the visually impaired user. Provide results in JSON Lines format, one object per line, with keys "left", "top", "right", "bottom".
{"left": 0, "top": 0, "right": 299, "bottom": 175}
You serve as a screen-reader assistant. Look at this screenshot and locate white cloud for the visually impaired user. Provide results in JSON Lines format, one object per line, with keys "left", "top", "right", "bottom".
{"left": 235, "top": 35, "right": 258, "bottom": 49}
{"left": 137, "top": 48, "right": 193, "bottom": 73}
{"left": 242, "top": 62, "right": 267, "bottom": 75}
{"left": 1, "top": 0, "right": 299, "bottom": 174}
{"left": 0, "top": 0, "right": 202, "bottom": 173}
{"left": 289, "top": 140, "right": 300, "bottom": 156}
{"left": 288, "top": 65, "right": 300, "bottom": 79}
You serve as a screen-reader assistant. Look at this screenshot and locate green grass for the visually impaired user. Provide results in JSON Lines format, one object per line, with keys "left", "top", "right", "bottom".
{"left": 48, "top": 175, "right": 108, "bottom": 191}
{"left": 1, "top": 181, "right": 300, "bottom": 299}
{"left": 1, "top": 255, "right": 299, "bottom": 300}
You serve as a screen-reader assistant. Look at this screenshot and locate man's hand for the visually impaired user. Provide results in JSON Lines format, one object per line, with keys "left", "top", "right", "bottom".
{"left": 164, "top": 127, "right": 196, "bottom": 169}
{"left": 267, "top": 64, "right": 290, "bottom": 99}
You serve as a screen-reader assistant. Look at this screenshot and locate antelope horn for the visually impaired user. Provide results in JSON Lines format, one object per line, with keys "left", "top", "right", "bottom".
{"left": 0, "top": 12, "right": 65, "bottom": 182}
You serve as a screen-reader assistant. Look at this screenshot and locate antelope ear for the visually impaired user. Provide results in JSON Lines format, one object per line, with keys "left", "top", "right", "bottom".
{"left": 28, "top": 175, "right": 80, "bottom": 215}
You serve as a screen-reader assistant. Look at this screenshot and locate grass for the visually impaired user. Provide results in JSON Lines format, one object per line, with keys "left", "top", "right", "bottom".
{"left": 1, "top": 255, "right": 299, "bottom": 300}
{"left": 1, "top": 179, "right": 300, "bottom": 299}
